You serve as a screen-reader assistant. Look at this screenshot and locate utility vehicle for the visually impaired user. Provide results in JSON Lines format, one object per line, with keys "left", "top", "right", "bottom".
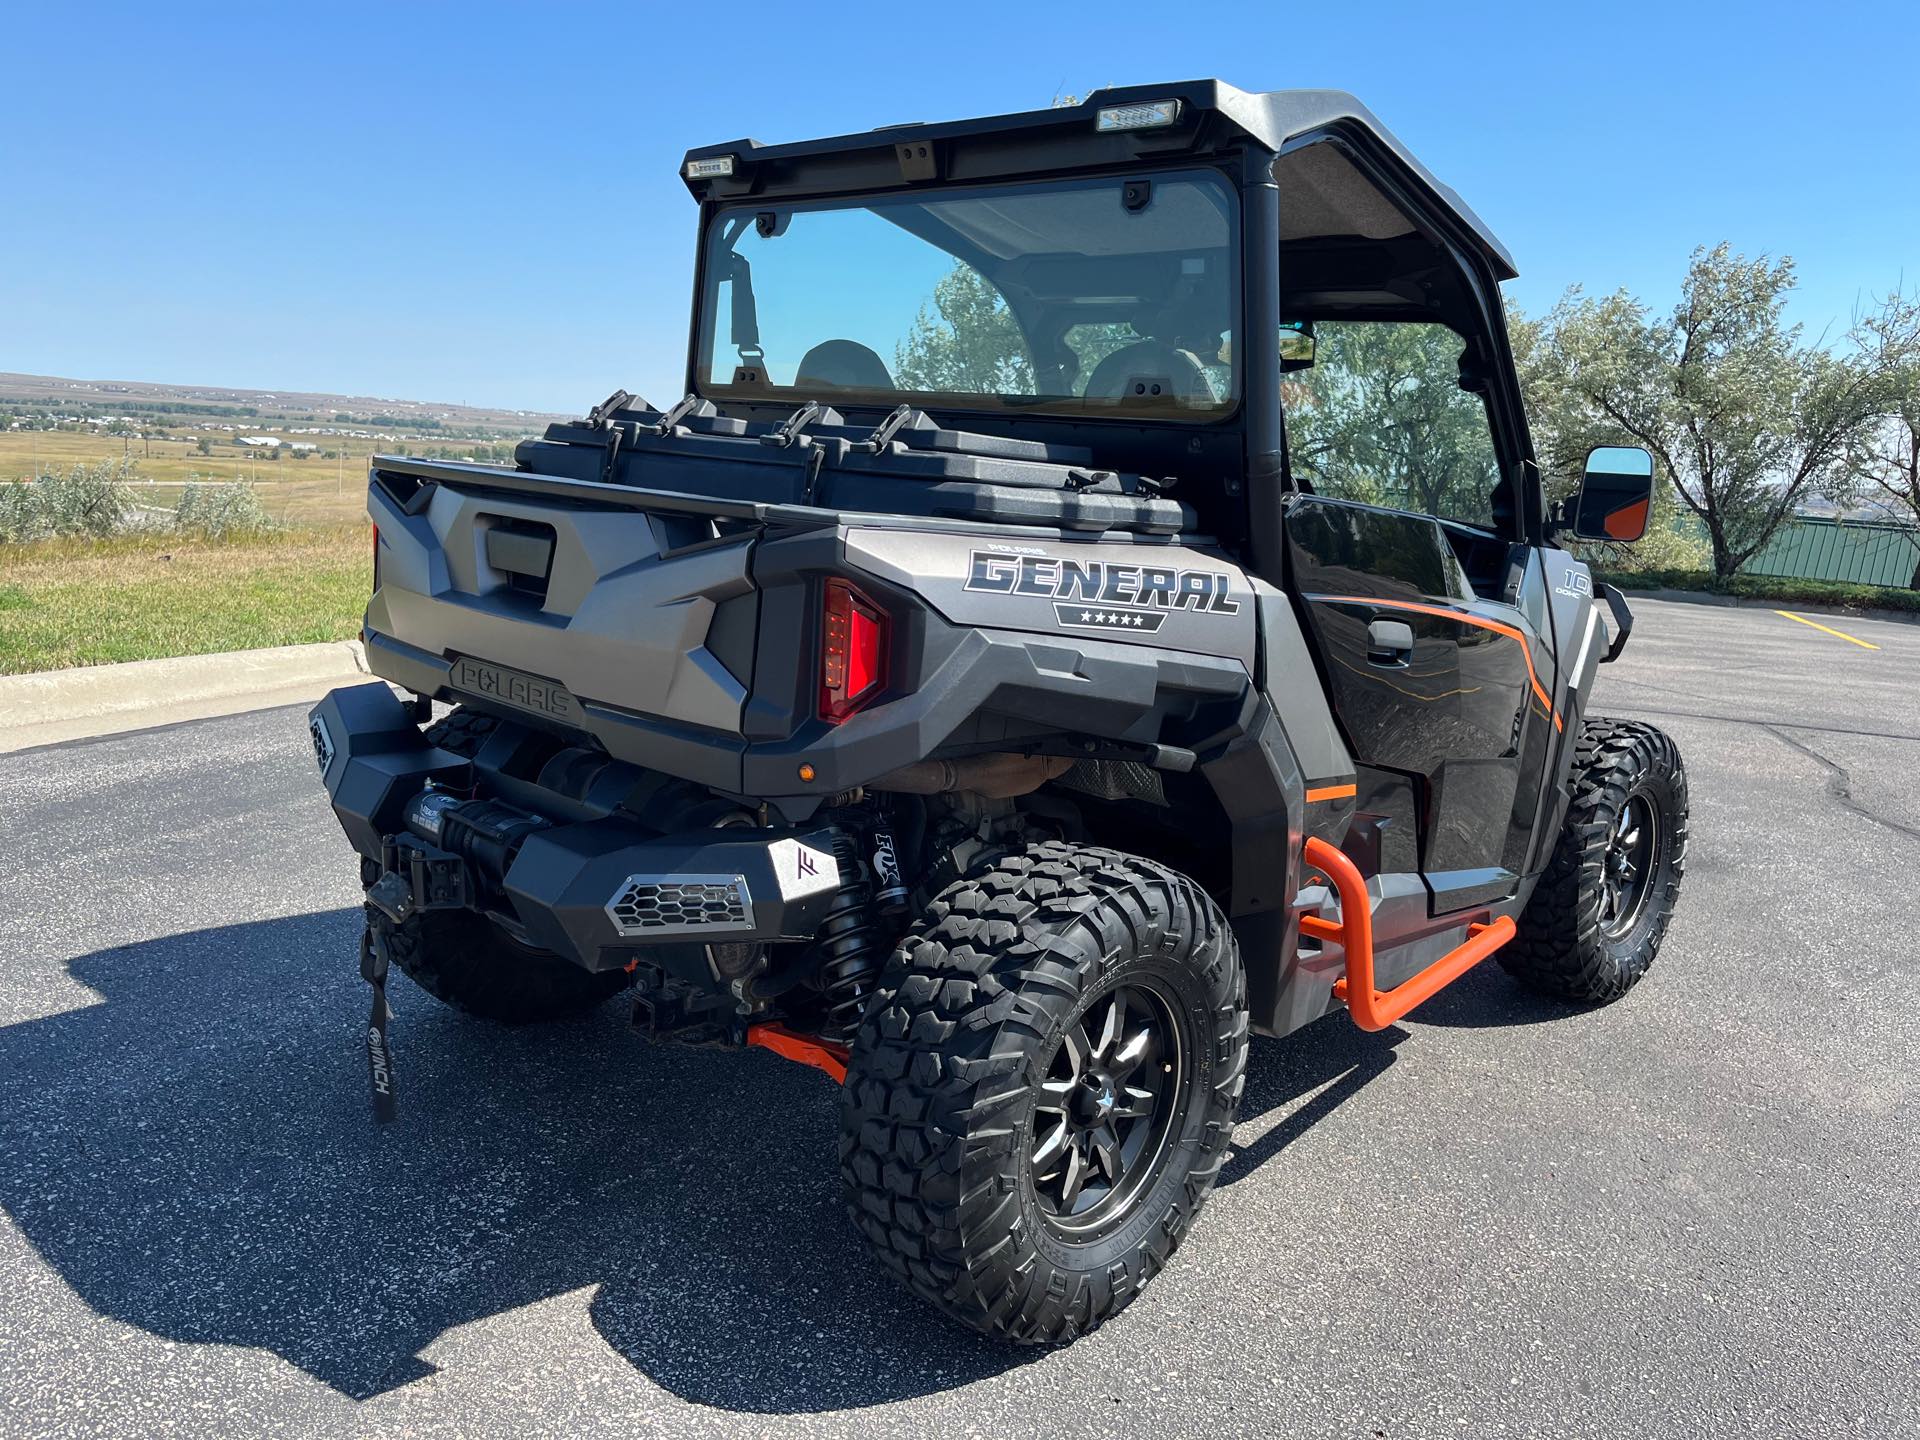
{"left": 311, "top": 81, "right": 1688, "bottom": 1343}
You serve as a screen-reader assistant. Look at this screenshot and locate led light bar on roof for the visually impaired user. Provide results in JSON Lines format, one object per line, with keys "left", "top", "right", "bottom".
{"left": 684, "top": 155, "right": 736, "bottom": 179}
{"left": 1095, "top": 100, "right": 1181, "bottom": 133}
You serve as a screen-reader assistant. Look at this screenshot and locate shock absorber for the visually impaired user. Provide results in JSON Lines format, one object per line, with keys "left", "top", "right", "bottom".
{"left": 811, "top": 829, "right": 887, "bottom": 1042}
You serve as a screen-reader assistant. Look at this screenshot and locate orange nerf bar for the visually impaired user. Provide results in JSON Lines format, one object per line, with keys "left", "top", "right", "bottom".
{"left": 1300, "top": 835, "right": 1516, "bottom": 1032}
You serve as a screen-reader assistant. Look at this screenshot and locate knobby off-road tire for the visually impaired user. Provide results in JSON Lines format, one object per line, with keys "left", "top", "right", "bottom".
{"left": 840, "top": 842, "right": 1248, "bottom": 1343}
{"left": 1505, "top": 718, "right": 1689, "bottom": 1003}
{"left": 375, "top": 907, "right": 631, "bottom": 1024}
{"left": 374, "top": 707, "right": 629, "bottom": 1023}
{"left": 422, "top": 707, "right": 497, "bottom": 759}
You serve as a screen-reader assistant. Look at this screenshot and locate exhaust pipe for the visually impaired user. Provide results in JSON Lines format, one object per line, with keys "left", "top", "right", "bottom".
{"left": 868, "top": 752, "right": 1072, "bottom": 799}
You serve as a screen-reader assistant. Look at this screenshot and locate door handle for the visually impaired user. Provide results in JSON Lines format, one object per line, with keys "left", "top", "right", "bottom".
{"left": 1366, "top": 618, "right": 1414, "bottom": 666}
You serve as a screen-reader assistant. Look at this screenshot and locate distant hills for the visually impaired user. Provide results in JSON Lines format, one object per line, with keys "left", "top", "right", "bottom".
{"left": 0, "top": 371, "right": 571, "bottom": 438}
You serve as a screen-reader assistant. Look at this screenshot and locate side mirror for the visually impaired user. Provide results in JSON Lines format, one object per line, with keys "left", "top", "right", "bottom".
{"left": 1571, "top": 445, "right": 1655, "bottom": 542}
{"left": 1279, "top": 319, "right": 1316, "bottom": 372}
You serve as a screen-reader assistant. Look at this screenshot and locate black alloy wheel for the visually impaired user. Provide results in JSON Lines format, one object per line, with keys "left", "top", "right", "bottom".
{"left": 1030, "top": 981, "right": 1184, "bottom": 1234}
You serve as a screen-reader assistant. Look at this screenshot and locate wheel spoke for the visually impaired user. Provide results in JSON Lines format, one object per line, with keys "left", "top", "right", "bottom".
{"left": 1109, "top": 1025, "right": 1155, "bottom": 1079}
{"left": 1618, "top": 825, "right": 1642, "bottom": 849}
{"left": 1094, "top": 989, "right": 1127, "bottom": 1060}
{"left": 1058, "top": 1139, "right": 1088, "bottom": 1209}
{"left": 1111, "top": 1084, "right": 1156, "bottom": 1119}
{"left": 1060, "top": 1022, "right": 1093, "bottom": 1080}
{"left": 1035, "top": 1077, "right": 1075, "bottom": 1114}
{"left": 1032, "top": 1117, "right": 1071, "bottom": 1174}
{"left": 1090, "top": 1123, "right": 1123, "bottom": 1180}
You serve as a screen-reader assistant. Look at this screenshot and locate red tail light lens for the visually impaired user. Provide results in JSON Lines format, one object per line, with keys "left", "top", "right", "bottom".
{"left": 820, "top": 579, "right": 888, "bottom": 724}
{"left": 371, "top": 523, "right": 380, "bottom": 593}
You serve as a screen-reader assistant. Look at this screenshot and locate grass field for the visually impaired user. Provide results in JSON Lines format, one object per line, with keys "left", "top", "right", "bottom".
{"left": 0, "top": 430, "right": 510, "bottom": 528}
{"left": 0, "top": 527, "right": 370, "bottom": 674}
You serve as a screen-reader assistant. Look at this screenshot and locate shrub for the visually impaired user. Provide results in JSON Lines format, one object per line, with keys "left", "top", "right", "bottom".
{"left": 173, "top": 479, "right": 276, "bottom": 538}
{"left": 0, "top": 462, "right": 135, "bottom": 541}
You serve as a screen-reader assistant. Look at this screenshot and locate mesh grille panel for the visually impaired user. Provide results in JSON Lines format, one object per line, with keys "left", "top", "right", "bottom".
{"left": 606, "top": 875, "right": 752, "bottom": 936}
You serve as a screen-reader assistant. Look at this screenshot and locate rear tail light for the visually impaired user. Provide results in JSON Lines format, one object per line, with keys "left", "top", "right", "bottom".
{"left": 820, "top": 579, "right": 888, "bottom": 724}
{"left": 371, "top": 523, "right": 380, "bottom": 593}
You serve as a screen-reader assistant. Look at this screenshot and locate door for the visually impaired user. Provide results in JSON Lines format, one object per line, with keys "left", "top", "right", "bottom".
{"left": 1279, "top": 320, "right": 1558, "bottom": 913}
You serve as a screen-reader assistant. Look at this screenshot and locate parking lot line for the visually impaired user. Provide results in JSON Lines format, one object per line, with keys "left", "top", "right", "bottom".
{"left": 1772, "top": 610, "right": 1881, "bottom": 650}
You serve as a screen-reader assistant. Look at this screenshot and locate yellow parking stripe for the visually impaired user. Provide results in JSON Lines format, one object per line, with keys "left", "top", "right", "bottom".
{"left": 1773, "top": 610, "right": 1880, "bottom": 650}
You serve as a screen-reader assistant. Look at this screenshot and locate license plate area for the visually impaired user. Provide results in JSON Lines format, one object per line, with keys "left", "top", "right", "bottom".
{"left": 448, "top": 656, "right": 586, "bottom": 727}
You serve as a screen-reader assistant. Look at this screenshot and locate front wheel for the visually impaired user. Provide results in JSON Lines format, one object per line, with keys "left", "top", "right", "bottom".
{"left": 1505, "top": 718, "right": 1689, "bottom": 1003}
{"left": 839, "top": 843, "right": 1247, "bottom": 1343}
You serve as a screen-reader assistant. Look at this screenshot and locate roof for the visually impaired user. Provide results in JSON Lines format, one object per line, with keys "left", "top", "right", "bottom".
{"left": 682, "top": 80, "right": 1517, "bottom": 280}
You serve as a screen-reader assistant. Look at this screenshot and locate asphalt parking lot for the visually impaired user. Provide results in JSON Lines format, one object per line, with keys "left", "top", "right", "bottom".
{"left": 1, "top": 597, "right": 1915, "bottom": 1438}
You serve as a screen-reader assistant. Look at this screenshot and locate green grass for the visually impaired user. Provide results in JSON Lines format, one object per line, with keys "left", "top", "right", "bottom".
{"left": 0, "top": 527, "right": 370, "bottom": 674}
{"left": 1602, "top": 568, "right": 1920, "bottom": 614}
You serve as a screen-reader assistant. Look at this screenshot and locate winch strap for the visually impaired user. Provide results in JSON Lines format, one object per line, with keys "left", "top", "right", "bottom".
{"left": 361, "top": 925, "right": 399, "bottom": 1125}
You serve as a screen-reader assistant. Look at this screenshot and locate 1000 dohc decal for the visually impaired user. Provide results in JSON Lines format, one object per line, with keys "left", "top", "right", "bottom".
{"left": 965, "top": 551, "right": 1241, "bottom": 634}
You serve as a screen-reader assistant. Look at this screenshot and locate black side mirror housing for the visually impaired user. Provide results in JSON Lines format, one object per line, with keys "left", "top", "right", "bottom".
{"left": 1571, "top": 445, "right": 1655, "bottom": 542}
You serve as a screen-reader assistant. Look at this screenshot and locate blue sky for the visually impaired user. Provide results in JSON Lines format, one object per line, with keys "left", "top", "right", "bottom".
{"left": 3, "top": 1, "right": 1915, "bottom": 414}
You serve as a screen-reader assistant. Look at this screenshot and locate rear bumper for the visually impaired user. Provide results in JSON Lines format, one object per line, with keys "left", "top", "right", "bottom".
{"left": 310, "top": 682, "right": 843, "bottom": 973}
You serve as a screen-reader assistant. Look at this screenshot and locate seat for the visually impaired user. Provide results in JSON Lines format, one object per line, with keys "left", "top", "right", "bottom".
{"left": 1083, "top": 338, "right": 1216, "bottom": 403}
{"left": 795, "top": 339, "right": 895, "bottom": 391}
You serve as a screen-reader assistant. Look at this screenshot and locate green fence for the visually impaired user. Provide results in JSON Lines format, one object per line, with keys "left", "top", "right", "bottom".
{"left": 1747, "top": 515, "right": 1920, "bottom": 590}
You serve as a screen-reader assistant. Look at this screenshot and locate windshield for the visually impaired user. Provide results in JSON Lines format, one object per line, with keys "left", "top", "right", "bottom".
{"left": 694, "top": 170, "right": 1238, "bottom": 419}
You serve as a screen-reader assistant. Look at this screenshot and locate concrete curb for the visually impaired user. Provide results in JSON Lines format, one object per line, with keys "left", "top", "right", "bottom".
{"left": 1623, "top": 587, "right": 1920, "bottom": 626}
{"left": 0, "top": 641, "right": 374, "bottom": 753}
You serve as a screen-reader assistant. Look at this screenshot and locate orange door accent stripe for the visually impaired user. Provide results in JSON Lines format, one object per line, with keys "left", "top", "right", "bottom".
{"left": 1305, "top": 783, "right": 1357, "bottom": 802}
{"left": 1299, "top": 835, "right": 1516, "bottom": 1032}
{"left": 1312, "top": 593, "right": 1563, "bottom": 732}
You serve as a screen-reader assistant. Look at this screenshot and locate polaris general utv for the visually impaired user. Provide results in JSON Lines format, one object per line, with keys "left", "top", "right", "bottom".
{"left": 311, "top": 81, "right": 1687, "bottom": 1342}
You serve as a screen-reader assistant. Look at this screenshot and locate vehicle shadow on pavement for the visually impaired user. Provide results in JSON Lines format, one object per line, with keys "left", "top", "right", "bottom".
{"left": 1221, "top": 1020, "right": 1408, "bottom": 1186}
{"left": 1219, "top": 963, "right": 1575, "bottom": 1185}
{"left": 0, "top": 910, "right": 1034, "bottom": 1412}
{"left": 0, "top": 914, "right": 1552, "bottom": 1412}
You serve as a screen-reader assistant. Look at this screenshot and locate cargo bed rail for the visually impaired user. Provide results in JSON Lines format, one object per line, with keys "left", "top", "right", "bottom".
{"left": 371, "top": 454, "right": 844, "bottom": 527}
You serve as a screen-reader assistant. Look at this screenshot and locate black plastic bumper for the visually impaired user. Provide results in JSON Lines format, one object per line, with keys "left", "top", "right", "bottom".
{"left": 310, "top": 683, "right": 844, "bottom": 973}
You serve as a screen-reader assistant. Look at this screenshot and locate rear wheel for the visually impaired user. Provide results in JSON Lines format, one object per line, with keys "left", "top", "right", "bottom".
{"left": 422, "top": 706, "right": 497, "bottom": 759}
{"left": 375, "top": 905, "right": 631, "bottom": 1024}
{"left": 392, "top": 705, "right": 633, "bottom": 1021}
{"left": 839, "top": 843, "right": 1247, "bottom": 1343}
{"left": 1505, "top": 718, "right": 1688, "bottom": 1002}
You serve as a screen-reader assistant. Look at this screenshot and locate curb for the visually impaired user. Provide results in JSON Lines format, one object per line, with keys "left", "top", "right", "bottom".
{"left": 1622, "top": 588, "right": 1920, "bottom": 627}
{"left": 0, "top": 641, "right": 375, "bottom": 753}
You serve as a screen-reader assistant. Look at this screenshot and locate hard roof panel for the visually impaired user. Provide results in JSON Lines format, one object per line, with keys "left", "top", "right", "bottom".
{"left": 683, "top": 80, "right": 1517, "bottom": 280}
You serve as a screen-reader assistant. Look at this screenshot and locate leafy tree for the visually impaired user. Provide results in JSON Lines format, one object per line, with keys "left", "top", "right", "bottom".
{"left": 1846, "top": 290, "right": 1920, "bottom": 529}
{"left": 1522, "top": 245, "right": 1890, "bottom": 579}
{"left": 195, "top": 436, "right": 213, "bottom": 455}
{"left": 1285, "top": 320, "right": 1499, "bottom": 524}
{"left": 894, "top": 265, "right": 1034, "bottom": 395}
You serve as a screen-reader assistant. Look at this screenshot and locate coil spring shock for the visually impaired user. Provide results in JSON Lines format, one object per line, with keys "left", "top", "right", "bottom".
{"left": 813, "top": 830, "right": 886, "bottom": 1042}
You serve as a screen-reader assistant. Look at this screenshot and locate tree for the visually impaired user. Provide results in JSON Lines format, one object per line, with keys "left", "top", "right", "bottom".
{"left": 1286, "top": 320, "right": 1499, "bottom": 523}
{"left": 1846, "top": 290, "right": 1920, "bottom": 529}
{"left": 894, "top": 265, "right": 1034, "bottom": 396}
{"left": 1523, "top": 245, "right": 1890, "bottom": 579}
{"left": 195, "top": 436, "right": 213, "bottom": 456}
